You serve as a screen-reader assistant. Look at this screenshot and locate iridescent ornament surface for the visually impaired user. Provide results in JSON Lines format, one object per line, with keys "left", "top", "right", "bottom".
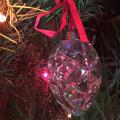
{"left": 48, "top": 39, "right": 102, "bottom": 116}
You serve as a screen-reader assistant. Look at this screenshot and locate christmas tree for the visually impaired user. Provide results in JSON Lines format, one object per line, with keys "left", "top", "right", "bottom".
{"left": 0, "top": 0, "right": 119, "bottom": 120}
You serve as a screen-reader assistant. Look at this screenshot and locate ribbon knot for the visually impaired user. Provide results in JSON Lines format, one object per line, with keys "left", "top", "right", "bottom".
{"left": 34, "top": 0, "right": 89, "bottom": 43}
{"left": 55, "top": 0, "right": 61, "bottom": 4}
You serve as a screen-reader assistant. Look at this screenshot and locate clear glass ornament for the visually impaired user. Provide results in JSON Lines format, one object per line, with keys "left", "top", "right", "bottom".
{"left": 48, "top": 32, "right": 102, "bottom": 116}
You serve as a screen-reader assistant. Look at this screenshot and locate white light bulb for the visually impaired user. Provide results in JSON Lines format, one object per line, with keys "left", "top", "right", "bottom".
{"left": 67, "top": 113, "right": 72, "bottom": 118}
{"left": 81, "top": 69, "right": 85, "bottom": 75}
{"left": 0, "top": 13, "right": 7, "bottom": 22}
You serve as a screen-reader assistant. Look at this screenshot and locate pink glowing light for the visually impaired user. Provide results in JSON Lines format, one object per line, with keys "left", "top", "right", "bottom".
{"left": 35, "top": 67, "right": 50, "bottom": 81}
{"left": 41, "top": 69, "right": 50, "bottom": 83}
{"left": 34, "top": 67, "right": 50, "bottom": 93}
{"left": 43, "top": 72, "right": 48, "bottom": 78}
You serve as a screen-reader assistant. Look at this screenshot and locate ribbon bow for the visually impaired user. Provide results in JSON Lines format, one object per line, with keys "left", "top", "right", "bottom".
{"left": 34, "top": 0, "right": 88, "bottom": 43}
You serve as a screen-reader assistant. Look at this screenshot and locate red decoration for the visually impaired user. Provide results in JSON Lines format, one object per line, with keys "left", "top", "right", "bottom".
{"left": 34, "top": 0, "right": 88, "bottom": 43}
{"left": 33, "top": 61, "right": 50, "bottom": 108}
{"left": 34, "top": 66, "right": 50, "bottom": 93}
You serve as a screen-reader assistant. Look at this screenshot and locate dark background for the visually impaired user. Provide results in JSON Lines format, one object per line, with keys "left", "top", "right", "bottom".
{"left": 104, "top": 0, "right": 120, "bottom": 15}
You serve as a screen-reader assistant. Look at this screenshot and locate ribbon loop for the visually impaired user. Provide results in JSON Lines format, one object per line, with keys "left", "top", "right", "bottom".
{"left": 34, "top": 0, "right": 89, "bottom": 43}
{"left": 34, "top": 0, "right": 67, "bottom": 38}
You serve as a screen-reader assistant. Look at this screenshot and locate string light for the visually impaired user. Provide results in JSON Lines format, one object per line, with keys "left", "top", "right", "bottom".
{"left": 0, "top": 13, "right": 7, "bottom": 22}
{"left": 67, "top": 113, "right": 72, "bottom": 119}
{"left": 43, "top": 72, "right": 48, "bottom": 79}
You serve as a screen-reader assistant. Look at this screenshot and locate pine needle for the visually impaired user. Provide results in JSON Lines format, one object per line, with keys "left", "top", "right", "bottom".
{"left": 0, "top": 46, "right": 16, "bottom": 53}
{"left": 13, "top": 5, "right": 48, "bottom": 13}
{"left": 0, "top": 33, "right": 18, "bottom": 44}
{"left": 11, "top": 24, "right": 21, "bottom": 42}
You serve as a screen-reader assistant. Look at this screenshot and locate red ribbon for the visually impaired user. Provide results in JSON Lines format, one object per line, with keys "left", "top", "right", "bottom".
{"left": 34, "top": 0, "right": 89, "bottom": 43}
{"left": 55, "top": 0, "right": 60, "bottom": 4}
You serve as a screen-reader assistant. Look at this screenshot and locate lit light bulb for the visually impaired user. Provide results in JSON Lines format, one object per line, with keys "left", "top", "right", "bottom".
{"left": 42, "top": 70, "right": 50, "bottom": 83}
{"left": 81, "top": 69, "right": 85, "bottom": 75}
{"left": 0, "top": 13, "right": 7, "bottom": 22}
{"left": 43, "top": 72, "right": 48, "bottom": 78}
{"left": 67, "top": 113, "right": 72, "bottom": 119}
